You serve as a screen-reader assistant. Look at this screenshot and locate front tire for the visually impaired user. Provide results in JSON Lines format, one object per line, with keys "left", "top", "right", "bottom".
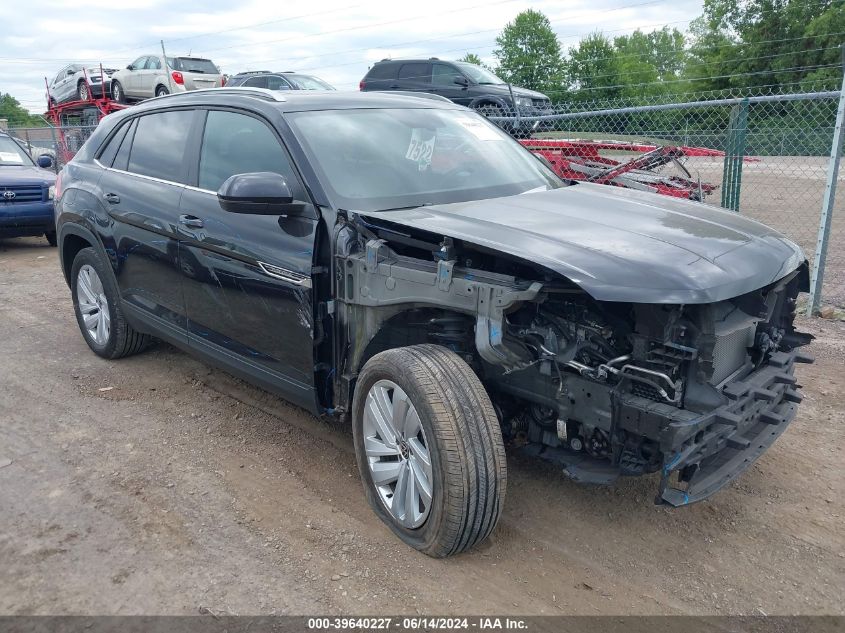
{"left": 77, "top": 81, "right": 90, "bottom": 101}
{"left": 112, "top": 81, "right": 125, "bottom": 103}
{"left": 71, "top": 247, "right": 150, "bottom": 359}
{"left": 352, "top": 345, "right": 506, "bottom": 557}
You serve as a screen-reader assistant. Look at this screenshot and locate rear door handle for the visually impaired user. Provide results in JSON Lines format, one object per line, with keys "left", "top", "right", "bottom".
{"left": 179, "top": 214, "right": 204, "bottom": 229}
{"left": 104, "top": 192, "right": 120, "bottom": 204}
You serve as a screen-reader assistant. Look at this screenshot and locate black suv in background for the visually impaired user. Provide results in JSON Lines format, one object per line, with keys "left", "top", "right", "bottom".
{"left": 225, "top": 71, "right": 335, "bottom": 91}
{"left": 360, "top": 58, "right": 550, "bottom": 121}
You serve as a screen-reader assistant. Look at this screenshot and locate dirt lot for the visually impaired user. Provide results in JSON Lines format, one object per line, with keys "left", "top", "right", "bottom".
{"left": 1, "top": 235, "right": 843, "bottom": 616}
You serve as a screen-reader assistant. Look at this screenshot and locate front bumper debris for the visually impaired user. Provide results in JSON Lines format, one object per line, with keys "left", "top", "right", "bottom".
{"left": 658, "top": 348, "right": 813, "bottom": 506}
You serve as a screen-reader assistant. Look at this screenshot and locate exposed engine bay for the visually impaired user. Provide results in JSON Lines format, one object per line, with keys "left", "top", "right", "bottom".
{"left": 330, "top": 213, "right": 814, "bottom": 506}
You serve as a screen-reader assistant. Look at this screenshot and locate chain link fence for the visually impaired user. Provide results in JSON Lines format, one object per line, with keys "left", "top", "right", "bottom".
{"left": 6, "top": 124, "right": 97, "bottom": 173}
{"left": 5, "top": 87, "right": 843, "bottom": 310}
{"left": 489, "top": 88, "right": 844, "bottom": 312}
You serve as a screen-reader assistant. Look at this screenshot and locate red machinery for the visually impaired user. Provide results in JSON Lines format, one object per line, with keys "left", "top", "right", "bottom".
{"left": 520, "top": 139, "right": 749, "bottom": 201}
{"left": 44, "top": 66, "right": 129, "bottom": 165}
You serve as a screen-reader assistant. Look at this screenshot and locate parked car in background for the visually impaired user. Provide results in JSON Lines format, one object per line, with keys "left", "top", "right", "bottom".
{"left": 47, "top": 64, "right": 116, "bottom": 106}
{"left": 225, "top": 71, "right": 335, "bottom": 91}
{"left": 0, "top": 131, "right": 56, "bottom": 245}
{"left": 359, "top": 58, "right": 550, "bottom": 126}
{"left": 110, "top": 55, "right": 223, "bottom": 102}
{"left": 56, "top": 90, "right": 812, "bottom": 558}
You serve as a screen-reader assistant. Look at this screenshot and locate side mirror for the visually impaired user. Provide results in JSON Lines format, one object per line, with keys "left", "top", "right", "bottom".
{"left": 126, "top": 64, "right": 134, "bottom": 71}
{"left": 217, "top": 172, "right": 308, "bottom": 215}
{"left": 37, "top": 155, "right": 53, "bottom": 168}
{"left": 66, "top": 69, "right": 75, "bottom": 75}
{"left": 454, "top": 75, "right": 469, "bottom": 87}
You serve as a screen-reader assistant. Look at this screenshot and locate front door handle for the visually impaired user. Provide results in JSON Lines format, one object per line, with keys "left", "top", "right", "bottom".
{"left": 104, "top": 192, "right": 120, "bottom": 204}
{"left": 179, "top": 214, "right": 204, "bottom": 229}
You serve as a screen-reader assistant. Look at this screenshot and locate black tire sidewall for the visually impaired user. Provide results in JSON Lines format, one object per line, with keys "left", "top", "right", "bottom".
{"left": 112, "top": 81, "right": 124, "bottom": 103}
{"left": 70, "top": 248, "right": 120, "bottom": 358}
{"left": 77, "top": 82, "right": 88, "bottom": 100}
{"left": 352, "top": 359, "right": 452, "bottom": 553}
{"left": 156, "top": 86, "right": 169, "bottom": 97}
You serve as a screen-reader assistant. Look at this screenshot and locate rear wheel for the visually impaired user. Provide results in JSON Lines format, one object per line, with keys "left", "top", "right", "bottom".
{"left": 155, "top": 85, "right": 169, "bottom": 97}
{"left": 112, "top": 81, "right": 125, "bottom": 103}
{"left": 70, "top": 247, "right": 150, "bottom": 359}
{"left": 352, "top": 345, "right": 506, "bottom": 557}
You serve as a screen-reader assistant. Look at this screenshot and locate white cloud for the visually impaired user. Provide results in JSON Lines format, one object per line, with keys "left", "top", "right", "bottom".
{"left": 1, "top": 0, "right": 704, "bottom": 113}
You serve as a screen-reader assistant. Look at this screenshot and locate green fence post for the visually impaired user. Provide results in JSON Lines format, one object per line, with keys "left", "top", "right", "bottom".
{"left": 721, "top": 97, "right": 749, "bottom": 211}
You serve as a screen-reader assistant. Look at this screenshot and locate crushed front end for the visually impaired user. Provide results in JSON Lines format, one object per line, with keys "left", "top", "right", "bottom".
{"left": 491, "top": 265, "right": 814, "bottom": 506}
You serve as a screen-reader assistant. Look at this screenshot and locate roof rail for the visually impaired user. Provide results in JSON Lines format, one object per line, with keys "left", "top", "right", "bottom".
{"left": 147, "top": 87, "right": 287, "bottom": 103}
{"left": 234, "top": 70, "right": 272, "bottom": 75}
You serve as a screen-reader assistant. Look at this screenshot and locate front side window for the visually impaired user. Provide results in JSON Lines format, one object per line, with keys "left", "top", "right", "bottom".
{"left": 454, "top": 62, "right": 505, "bottom": 85}
{"left": 127, "top": 110, "right": 194, "bottom": 182}
{"left": 285, "top": 75, "right": 333, "bottom": 90}
{"left": 198, "top": 110, "right": 299, "bottom": 194}
{"left": 287, "top": 108, "right": 562, "bottom": 212}
{"left": 432, "top": 63, "right": 458, "bottom": 86}
{"left": 129, "top": 57, "right": 147, "bottom": 71}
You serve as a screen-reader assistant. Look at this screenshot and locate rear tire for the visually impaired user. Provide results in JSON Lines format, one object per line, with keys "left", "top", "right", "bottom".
{"left": 352, "top": 344, "right": 506, "bottom": 557}
{"left": 70, "top": 247, "right": 150, "bottom": 359}
{"left": 155, "top": 85, "right": 169, "bottom": 97}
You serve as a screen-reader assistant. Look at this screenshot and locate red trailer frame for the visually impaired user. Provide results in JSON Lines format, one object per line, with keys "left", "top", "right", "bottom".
{"left": 520, "top": 139, "right": 754, "bottom": 201}
{"left": 44, "top": 66, "right": 129, "bottom": 165}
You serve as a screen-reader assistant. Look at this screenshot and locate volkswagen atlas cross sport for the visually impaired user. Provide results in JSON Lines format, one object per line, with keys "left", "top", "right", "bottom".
{"left": 55, "top": 88, "right": 813, "bottom": 557}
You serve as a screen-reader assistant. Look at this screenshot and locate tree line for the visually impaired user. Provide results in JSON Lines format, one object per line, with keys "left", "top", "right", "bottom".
{"left": 463, "top": 0, "right": 845, "bottom": 103}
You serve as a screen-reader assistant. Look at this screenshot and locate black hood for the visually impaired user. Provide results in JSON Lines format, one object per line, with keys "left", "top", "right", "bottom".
{"left": 360, "top": 184, "right": 805, "bottom": 304}
{"left": 478, "top": 83, "right": 548, "bottom": 101}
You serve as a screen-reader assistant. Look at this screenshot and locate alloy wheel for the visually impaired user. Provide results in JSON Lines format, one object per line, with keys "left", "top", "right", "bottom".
{"left": 363, "top": 379, "right": 433, "bottom": 529}
{"left": 76, "top": 264, "right": 111, "bottom": 346}
{"left": 78, "top": 83, "right": 89, "bottom": 101}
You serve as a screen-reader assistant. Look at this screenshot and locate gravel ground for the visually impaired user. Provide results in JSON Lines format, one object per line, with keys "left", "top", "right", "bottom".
{"left": 1, "top": 236, "right": 843, "bottom": 616}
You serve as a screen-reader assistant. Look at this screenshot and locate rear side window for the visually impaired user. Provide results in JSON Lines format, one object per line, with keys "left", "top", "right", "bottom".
{"left": 97, "top": 121, "right": 131, "bottom": 167}
{"left": 127, "top": 110, "right": 194, "bottom": 183}
{"left": 112, "top": 119, "right": 137, "bottom": 171}
{"left": 365, "top": 63, "right": 396, "bottom": 80}
{"left": 243, "top": 76, "right": 267, "bottom": 88}
{"left": 398, "top": 63, "right": 430, "bottom": 82}
{"left": 198, "top": 110, "right": 300, "bottom": 195}
{"left": 146, "top": 56, "right": 162, "bottom": 70}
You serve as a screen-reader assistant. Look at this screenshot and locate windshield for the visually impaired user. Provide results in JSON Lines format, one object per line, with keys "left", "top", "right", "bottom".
{"left": 0, "top": 136, "right": 34, "bottom": 167}
{"left": 455, "top": 62, "right": 505, "bottom": 85}
{"left": 167, "top": 57, "right": 219, "bottom": 74}
{"left": 286, "top": 108, "right": 562, "bottom": 212}
{"left": 287, "top": 74, "right": 335, "bottom": 90}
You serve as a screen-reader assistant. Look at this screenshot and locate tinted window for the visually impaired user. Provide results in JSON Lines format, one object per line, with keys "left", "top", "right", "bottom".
{"left": 127, "top": 111, "right": 193, "bottom": 182}
{"left": 432, "top": 63, "right": 457, "bottom": 86}
{"left": 173, "top": 58, "right": 218, "bottom": 74}
{"left": 398, "top": 63, "right": 430, "bottom": 82}
{"left": 365, "top": 63, "right": 396, "bottom": 80}
{"left": 266, "top": 75, "right": 291, "bottom": 90}
{"left": 198, "top": 110, "right": 299, "bottom": 194}
{"left": 112, "top": 119, "right": 137, "bottom": 171}
{"left": 97, "top": 121, "right": 130, "bottom": 167}
{"left": 243, "top": 76, "right": 267, "bottom": 88}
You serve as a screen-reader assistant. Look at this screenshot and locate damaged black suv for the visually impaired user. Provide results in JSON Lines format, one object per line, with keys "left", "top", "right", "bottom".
{"left": 55, "top": 88, "right": 813, "bottom": 557}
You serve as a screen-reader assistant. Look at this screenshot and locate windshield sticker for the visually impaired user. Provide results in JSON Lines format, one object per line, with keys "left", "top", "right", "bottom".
{"left": 0, "top": 152, "right": 24, "bottom": 164}
{"left": 405, "top": 128, "right": 435, "bottom": 170}
{"left": 455, "top": 115, "right": 503, "bottom": 141}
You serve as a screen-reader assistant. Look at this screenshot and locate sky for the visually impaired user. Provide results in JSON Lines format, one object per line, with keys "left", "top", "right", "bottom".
{"left": 1, "top": 0, "right": 704, "bottom": 115}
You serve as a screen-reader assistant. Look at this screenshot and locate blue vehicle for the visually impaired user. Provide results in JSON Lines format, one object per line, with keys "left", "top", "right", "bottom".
{"left": 0, "top": 131, "right": 57, "bottom": 245}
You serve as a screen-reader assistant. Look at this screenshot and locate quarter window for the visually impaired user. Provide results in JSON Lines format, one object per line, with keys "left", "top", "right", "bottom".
{"left": 198, "top": 110, "right": 299, "bottom": 194}
{"left": 127, "top": 110, "right": 194, "bottom": 183}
